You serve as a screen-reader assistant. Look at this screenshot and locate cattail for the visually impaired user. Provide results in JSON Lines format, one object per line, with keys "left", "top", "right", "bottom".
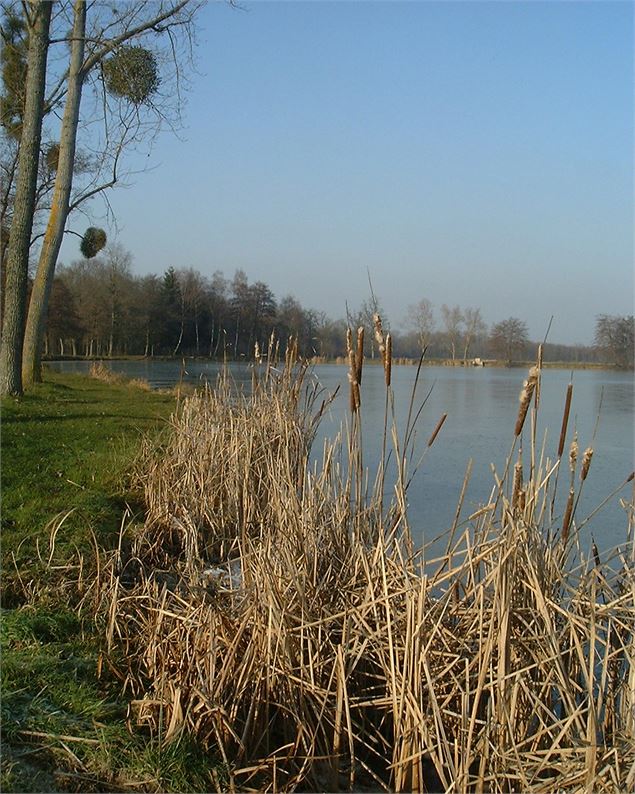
{"left": 557, "top": 382, "right": 573, "bottom": 458}
{"left": 512, "top": 459, "right": 523, "bottom": 512}
{"left": 592, "top": 540, "right": 601, "bottom": 568}
{"left": 373, "top": 313, "right": 386, "bottom": 364}
{"left": 569, "top": 436, "right": 578, "bottom": 473}
{"left": 285, "top": 336, "right": 298, "bottom": 368}
{"left": 535, "top": 345, "right": 543, "bottom": 407}
{"left": 427, "top": 413, "right": 448, "bottom": 447}
{"left": 580, "top": 447, "right": 594, "bottom": 481}
{"left": 562, "top": 487, "right": 574, "bottom": 545}
{"left": 373, "top": 314, "right": 392, "bottom": 386}
{"left": 515, "top": 366, "right": 539, "bottom": 436}
{"left": 628, "top": 471, "right": 634, "bottom": 483}
{"left": 347, "top": 328, "right": 360, "bottom": 413}
{"left": 254, "top": 340, "right": 260, "bottom": 363}
{"left": 355, "top": 326, "right": 364, "bottom": 386}
{"left": 384, "top": 334, "right": 392, "bottom": 387}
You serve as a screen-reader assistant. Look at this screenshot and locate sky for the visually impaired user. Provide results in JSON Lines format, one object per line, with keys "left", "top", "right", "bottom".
{"left": 60, "top": 0, "right": 634, "bottom": 346}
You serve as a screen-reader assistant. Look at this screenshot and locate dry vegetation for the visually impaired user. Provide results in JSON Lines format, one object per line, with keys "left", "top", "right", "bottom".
{"left": 103, "top": 332, "right": 635, "bottom": 792}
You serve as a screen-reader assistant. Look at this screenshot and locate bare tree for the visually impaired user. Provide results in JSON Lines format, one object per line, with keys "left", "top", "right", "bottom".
{"left": 20, "top": 0, "right": 203, "bottom": 387}
{"left": 102, "top": 243, "right": 132, "bottom": 357}
{"left": 594, "top": 314, "right": 634, "bottom": 369}
{"left": 462, "top": 306, "right": 486, "bottom": 364}
{"left": 0, "top": 0, "right": 52, "bottom": 396}
{"left": 178, "top": 267, "right": 207, "bottom": 356}
{"left": 406, "top": 298, "right": 434, "bottom": 352}
{"left": 441, "top": 304, "right": 464, "bottom": 364}
{"left": 489, "top": 317, "right": 529, "bottom": 366}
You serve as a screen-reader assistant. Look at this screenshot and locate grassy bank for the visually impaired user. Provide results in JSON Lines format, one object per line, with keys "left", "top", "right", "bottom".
{"left": 1, "top": 372, "right": 219, "bottom": 792}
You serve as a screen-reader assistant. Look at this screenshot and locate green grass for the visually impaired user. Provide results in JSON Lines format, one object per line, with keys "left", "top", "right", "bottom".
{"left": 1, "top": 370, "right": 221, "bottom": 792}
{"left": 2, "top": 371, "right": 175, "bottom": 586}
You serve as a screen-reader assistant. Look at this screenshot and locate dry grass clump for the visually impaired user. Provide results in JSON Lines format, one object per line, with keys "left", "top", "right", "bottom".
{"left": 89, "top": 361, "right": 151, "bottom": 391}
{"left": 89, "top": 361, "right": 125, "bottom": 384}
{"left": 130, "top": 356, "right": 332, "bottom": 567}
{"left": 105, "top": 336, "right": 635, "bottom": 792}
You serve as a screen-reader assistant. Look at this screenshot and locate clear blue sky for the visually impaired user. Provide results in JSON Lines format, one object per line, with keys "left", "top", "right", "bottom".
{"left": 61, "top": 0, "right": 634, "bottom": 346}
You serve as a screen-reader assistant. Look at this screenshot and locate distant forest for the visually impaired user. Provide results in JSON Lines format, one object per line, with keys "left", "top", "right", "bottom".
{"left": 38, "top": 244, "right": 633, "bottom": 367}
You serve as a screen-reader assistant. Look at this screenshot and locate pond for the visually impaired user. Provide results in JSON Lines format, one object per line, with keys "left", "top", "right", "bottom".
{"left": 47, "top": 359, "right": 634, "bottom": 554}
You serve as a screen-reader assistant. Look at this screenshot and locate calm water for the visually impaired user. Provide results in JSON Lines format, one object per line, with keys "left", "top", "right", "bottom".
{"left": 47, "top": 360, "right": 634, "bottom": 552}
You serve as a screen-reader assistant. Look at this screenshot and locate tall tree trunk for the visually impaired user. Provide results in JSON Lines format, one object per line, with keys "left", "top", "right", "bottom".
{"left": 22, "top": 0, "right": 86, "bottom": 387}
{"left": 214, "top": 324, "right": 224, "bottom": 358}
{"left": 209, "top": 316, "right": 215, "bottom": 358}
{"left": 172, "top": 293, "right": 185, "bottom": 356}
{"left": 108, "top": 303, "right": 115, "bottom": 357}
{"left": 0, "top": 1, "right": 52, "bottom": 396}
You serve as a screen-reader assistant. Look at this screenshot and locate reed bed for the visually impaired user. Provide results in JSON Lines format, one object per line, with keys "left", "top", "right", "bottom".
{"left": 105, "top": 338, "right": 635, "bottom": 792}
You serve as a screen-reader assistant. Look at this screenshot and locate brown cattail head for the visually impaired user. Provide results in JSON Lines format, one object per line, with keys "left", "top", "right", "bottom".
{"left": 347, "top": 359, "right": 360, "bottom": 413}
{"left": 515, "top": 366, "right": 540, "bottom": 436}
{"left": 346, "top": 328, "right": 360, "bottom": 413}
{"left": 373, "top": 313, "right": 386, "bottom": 362}
{"left": 512, "top": 458, "right": 523, "bottom": 512}
{"left": 355, "top": 326, "right": 364, "bottom": 385}
{"left": 557, "top": 382, "right": 573, "bottom": 458}
{"left": 427, "top": 413, "right": 448, "bottom": 447}
{"left": 569, "top": 436, "right": 578, "bottom": 473}
{"left": 535, "top": 345, "right": 543, "bottom": 407}
{"left": 580, "top": 447, "right": 594, "bottom": 481}
{"left": 385, "top": 334, "right": 392, "bottom": 387}
{"left": 562, "top": 487, "right": 575, "bottom": 545}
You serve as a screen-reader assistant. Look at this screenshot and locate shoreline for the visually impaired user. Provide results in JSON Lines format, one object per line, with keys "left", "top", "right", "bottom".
{"left": 42, "top": 354, "right": 628, "bottom": 371}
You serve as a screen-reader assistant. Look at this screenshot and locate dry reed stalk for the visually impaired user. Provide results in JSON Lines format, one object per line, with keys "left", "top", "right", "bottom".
{"left": 100, "top": 341, "right": 635, "bottom": 794}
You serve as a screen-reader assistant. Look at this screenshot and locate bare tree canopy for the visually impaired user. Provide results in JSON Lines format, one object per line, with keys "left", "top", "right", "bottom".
{"left": 0, "top": 0, "right": 204, "bottom": 395}
{"left": 441, "top": 304, "right": 464, "bottom": 363}
{"left": 489, "top": 317, "right": 529, "bottom": 366}
{"left": 406, "top": 298, "right": 435, "bottom": 352}
{"left": 594, "top": 314, "right": 634, "bottom": 369}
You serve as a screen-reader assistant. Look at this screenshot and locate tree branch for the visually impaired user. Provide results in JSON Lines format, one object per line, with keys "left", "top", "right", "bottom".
{"left": 81, "top": 0, "right": 193, "bottom": 76}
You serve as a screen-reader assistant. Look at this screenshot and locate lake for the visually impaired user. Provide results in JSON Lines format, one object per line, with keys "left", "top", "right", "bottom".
{"left": 47, "top": 359, "right": 634, "bottom": 554}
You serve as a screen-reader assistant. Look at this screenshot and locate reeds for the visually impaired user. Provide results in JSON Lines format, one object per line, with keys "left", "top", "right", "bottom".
{"left": 104, "top": 343, "right": 635, "bottom": 793}
{"left": 89, "top": 361, "right": 151, "bottom": 390}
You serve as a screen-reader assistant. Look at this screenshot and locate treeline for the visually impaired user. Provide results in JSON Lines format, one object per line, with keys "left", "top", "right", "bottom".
{"left": 42, "top": 244, "right": 633, "bottom": 367}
